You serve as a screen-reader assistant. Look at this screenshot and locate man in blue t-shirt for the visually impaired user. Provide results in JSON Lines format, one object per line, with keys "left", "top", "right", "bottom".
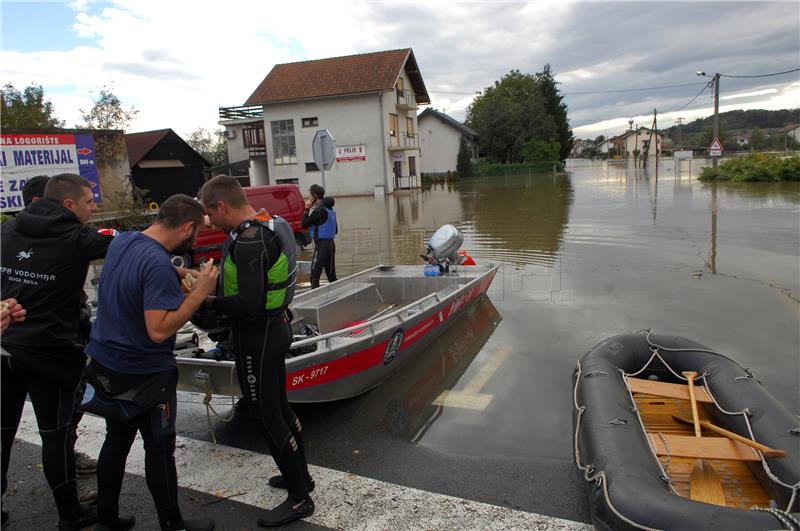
{"left": 86, "top": 194, "right": 218, "bottom": 531}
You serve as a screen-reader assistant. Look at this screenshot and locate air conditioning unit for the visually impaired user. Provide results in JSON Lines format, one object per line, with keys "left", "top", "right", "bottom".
{"left": 225, "top": 129, "right": 236, "bottom": 139}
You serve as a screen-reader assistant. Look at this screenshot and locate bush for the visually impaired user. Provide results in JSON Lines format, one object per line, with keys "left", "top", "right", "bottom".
{"left": 699, "top": 153, "right": 800, "bottom": 182}
{"left": 471, "top": 160, "right": 564, "bottom": 176}
{"left": 522, "top": 139, "right": 560, "bottom": 164}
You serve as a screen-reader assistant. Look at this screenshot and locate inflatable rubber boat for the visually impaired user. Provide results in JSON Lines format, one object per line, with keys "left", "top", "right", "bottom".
{"left": 573, "top": 331, "right": 800, "bottom": 530}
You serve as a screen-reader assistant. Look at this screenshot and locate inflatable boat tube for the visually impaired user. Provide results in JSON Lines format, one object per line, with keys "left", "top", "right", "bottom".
{"left": 573, "top": 332, "right": 800, "bottom": 530}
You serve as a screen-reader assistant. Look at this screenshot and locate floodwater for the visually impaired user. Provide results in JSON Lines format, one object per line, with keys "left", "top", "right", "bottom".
{"left": 297, "top": 158, "right": 799, "bottom": 460}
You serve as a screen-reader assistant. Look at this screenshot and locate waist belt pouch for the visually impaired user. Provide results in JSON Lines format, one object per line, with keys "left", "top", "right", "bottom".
{"left": 80, "top": 368, "right": 177, "bottom": 426}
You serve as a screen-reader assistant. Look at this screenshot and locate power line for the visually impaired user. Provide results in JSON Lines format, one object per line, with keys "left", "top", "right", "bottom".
{"left": 564, "top": 81, "right": 708, "bottom": 96}
{"left": 719, "top": 68, "right": 800, "bottom": 79}
{"left": 668, "top": 81, "right": 713, "bottom": 114}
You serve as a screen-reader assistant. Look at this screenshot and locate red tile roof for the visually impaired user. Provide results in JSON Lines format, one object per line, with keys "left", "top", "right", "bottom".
{"left": 124, "top": 129, "right": 171, "bottom": 167}
{"left": 245, "top": 48, "right": 430, "bottom": 106}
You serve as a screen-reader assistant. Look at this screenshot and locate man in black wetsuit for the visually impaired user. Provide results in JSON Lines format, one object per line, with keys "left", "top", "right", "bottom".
{"left": 1, "top": 173, "right": 115, "bottom": 530}
{"left": 198, "top": 175, "right": 314, "bottom": 528}
{"left": 301, "top": 184, "right": 337, "bottom": 289}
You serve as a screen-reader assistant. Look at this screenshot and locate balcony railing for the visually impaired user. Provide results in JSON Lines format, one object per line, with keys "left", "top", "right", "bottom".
{"left": 243, "top": 126, "right": 266, "bottom": 157}
{"left": 219, "top": 105, "right": 263, "bottom": 122}
{"left": 387, "top": 132, "right": 419, "bottom": 150}
{"left": 396, "top": 89, "right": 418, "bottom": 111}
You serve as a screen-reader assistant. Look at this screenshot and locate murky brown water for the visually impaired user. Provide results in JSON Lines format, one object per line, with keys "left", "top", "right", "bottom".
{"left": 314, "top": 159, "right": 799, "bottom": 458}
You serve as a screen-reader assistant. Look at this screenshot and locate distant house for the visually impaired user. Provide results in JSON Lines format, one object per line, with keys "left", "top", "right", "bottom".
{"left": 570, "top": 139, "right": 590, "bottom": 157}
{"left": 220, "top": 48, "right": 431, "bottom": 195}
{"left": 418, "top": 108, "right": 479, "bottom": 174}
{"left": 619, "top": 127, "right": 663, "bottom": 156}
{"left": 125, "top": 129, "right": 210, "bottom": 206}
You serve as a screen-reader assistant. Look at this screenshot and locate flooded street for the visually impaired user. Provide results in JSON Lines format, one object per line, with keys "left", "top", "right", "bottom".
{"left": 172, "top": 159, "right": 799, "bottom": 523}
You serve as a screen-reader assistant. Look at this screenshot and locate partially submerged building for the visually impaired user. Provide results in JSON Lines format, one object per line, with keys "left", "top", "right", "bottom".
{"left": 219, "top": 48, "right": 430, "bottom": 195}
{"left": 418, "top": 108, "right": 479, "bottom": 174}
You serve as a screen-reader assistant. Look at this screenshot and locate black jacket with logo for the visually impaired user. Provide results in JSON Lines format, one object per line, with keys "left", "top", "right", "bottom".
{"left": 1, "top": 198, "right": 113, "bottom": 362}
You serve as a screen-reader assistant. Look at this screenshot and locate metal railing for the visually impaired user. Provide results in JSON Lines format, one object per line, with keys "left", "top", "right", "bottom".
{"left": 396, "top": 89, "right": 417, "bottom": 108}
{"left": 219, "top": 105, "right": 263, "bottom": 121}
{"left": 388, "top": 132, "right": 419, "bottom": 149}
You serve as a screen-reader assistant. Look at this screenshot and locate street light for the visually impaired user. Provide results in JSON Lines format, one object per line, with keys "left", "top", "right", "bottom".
{"left": 697, "top": 70, "right": 721, "bottom": 167}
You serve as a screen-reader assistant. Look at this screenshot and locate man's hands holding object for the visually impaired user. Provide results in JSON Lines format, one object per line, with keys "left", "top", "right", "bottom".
{"left": 181, "top": 258, "right": 218, "bottom": 298}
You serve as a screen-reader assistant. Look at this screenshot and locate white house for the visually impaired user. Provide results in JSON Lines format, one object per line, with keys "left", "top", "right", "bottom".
{"left": 620, "top": 127, "right": 663, "bottom": 156}
{"left": 417, "top": 109, "right": 479, "bottom": 174}
{"left": 222, "top": 48, "right": 430, "bottom": 195}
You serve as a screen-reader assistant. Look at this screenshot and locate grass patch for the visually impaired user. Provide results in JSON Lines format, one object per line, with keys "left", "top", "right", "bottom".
{"left": 699, "top": 154, "right": 800, "bottom": 182}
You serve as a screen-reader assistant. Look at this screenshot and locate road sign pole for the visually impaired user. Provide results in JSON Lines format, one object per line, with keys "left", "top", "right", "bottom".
{"left": 321, "top": 167, "right": 326, "bottom": 191}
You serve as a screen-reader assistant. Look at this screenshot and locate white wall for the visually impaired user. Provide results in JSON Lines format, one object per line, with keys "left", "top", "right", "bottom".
{"left": 221, "top": 121, "right": 261, "bottom": 164}
{"left": 418, "top": 115, "right": 464, "bottom": 173}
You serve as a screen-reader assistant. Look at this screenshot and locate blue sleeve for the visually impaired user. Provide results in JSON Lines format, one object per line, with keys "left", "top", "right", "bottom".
{"left": 142, "top": 264, "right": 184, "bottom": 311}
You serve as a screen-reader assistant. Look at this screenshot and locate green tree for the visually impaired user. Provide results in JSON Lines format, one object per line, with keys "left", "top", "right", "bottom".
{"left": 1, "top": 83, "right": 64, "bottom": 129}
{"left": 522, "top": 139, "right": 560, "bottom": 163}
{"left": 594, "top": 135, "right": 606, "bottom": 144}
{"left": 535, "top": 64, "right": 573, "bottom": 161}
{"left": 187, "top": 127, "right": 229, "bottom": 167}
{"left": 456, "top": 137, "right": 472, "bottom": 178}
{"left": 466, "top": 70, "right": 556, "bottom": 163}
{"left": 79, "top": 87, "right": 138, "bottom": 130}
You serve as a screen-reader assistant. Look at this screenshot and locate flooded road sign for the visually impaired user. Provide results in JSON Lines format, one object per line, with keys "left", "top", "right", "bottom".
{"left": 708, "top": 138, "right": 724, "bottom": 158}
{"left": 312, "top": 128, "right": 336, "bottom": 189}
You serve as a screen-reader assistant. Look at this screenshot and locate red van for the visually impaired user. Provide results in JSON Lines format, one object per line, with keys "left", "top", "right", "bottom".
{"left": 181, "top": 184, "right": 309, "bottom": 267}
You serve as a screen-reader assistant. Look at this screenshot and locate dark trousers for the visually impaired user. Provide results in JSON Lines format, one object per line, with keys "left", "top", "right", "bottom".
{"left": 91, "top": 362, "right": 182, "bottom": 529}
{"left": 310, "top": 239, "right": 337, "bottom": 289}
{"left": 234, "top": 313, "right": 311, "bottom": 499}
{"left": 1, "top": 352, "right": 84, "bottom": 516}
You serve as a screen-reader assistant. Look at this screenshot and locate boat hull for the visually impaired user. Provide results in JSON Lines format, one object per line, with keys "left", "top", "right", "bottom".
{"left": 177, "top": 264, "right": 498, "bottom": 403}
{"left": 573, "top": 333, "right": 800, "bottom": 531}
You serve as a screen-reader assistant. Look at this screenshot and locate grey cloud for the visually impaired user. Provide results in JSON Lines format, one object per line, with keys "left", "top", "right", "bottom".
{"left": 356, "top": 2, "right": 798, "bottom": 128}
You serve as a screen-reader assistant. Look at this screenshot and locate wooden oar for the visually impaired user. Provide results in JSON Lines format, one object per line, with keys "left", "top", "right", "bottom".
{"left": 671, "top": 415, "right": 786, "bottom": 458}
{"left": 682, "top": 371, "right": 726, "bottom": 506}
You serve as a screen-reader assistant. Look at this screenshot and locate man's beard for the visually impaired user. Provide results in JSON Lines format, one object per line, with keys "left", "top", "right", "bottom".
{"left": 172, "top": 235, "right": 195, "bottom": 257}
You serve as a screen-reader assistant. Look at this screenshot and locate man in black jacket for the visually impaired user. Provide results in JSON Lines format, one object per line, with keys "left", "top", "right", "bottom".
{"left": 1, "top": 173, "right": 114, "bottom": 531}
{"left": 301, "top": 184, "right": 337, "bottom": 289}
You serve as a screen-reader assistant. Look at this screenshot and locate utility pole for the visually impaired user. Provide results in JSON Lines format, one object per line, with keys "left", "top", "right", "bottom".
{"left": 712, "top": 73, "right": 720, "bottom": 168}
{"left": 676, "top": 117, "right": 683, "bottom": 149}
{"left": 697, "top": 71, "right": 721, "bottom": 167}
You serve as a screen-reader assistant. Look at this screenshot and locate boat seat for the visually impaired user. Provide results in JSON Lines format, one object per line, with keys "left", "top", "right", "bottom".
{"left": 649, "top": 434, "right": 762, "bottom": 461}
{"left": 293, "top": 282, "right": 383, "bottom": 333}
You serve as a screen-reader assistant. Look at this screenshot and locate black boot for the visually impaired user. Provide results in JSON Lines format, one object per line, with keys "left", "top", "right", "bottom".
{"left": 58, "top": 503, "right": 97, "bottom": 531}
{"left": 95, "top": 514, "right": 136, "bottom": 531}
{"left": 267, "top": 474, "right": 315, "bottom": 492}
{"left": 256, "top": 495, "right": 314, "bottom": 527}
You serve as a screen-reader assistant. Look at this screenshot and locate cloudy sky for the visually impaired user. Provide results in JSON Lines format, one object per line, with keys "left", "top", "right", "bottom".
{"left": 2, "top": 0, "right": 798, "bottom": 139}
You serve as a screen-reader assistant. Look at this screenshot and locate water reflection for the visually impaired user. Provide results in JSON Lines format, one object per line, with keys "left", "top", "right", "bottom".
{"left": 381, "top": 297, "right": 502, "bottom": 441}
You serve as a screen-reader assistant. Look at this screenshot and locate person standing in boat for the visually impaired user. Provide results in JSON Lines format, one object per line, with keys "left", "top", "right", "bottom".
{"left": 198, "top": 176, "right": 315, "bottom": 528}
{"left": 301, "top": 184, "right": 337, "bottom": 289}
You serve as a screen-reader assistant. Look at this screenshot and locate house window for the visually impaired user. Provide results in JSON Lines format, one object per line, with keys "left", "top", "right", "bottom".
{"left": 276, "top": 178, "right": 299, "bottom": 185}
{"left": 408, "top": 156, "right": 416, "bottom": 176}
{"left": 406, "top": 117, "right": 414, "bottom": 137}
{"left": 270, "top": 119, "right": 297, "bottom": 165}
{"left": 396, "top": 77, "right": 404, "bottom": 93}
{"left": 305, "top": 162, "right": 320, "bottom": 172}
{"left": 302, "top": 117, "right": 318, "bottom": 128}
{"left": 389, "top": 114, "right": 399, "bottom": 136}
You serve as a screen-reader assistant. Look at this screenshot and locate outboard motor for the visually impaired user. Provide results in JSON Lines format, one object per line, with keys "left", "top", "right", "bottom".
{"left": 421, "top": 224, "right": 475, "bottom": 273}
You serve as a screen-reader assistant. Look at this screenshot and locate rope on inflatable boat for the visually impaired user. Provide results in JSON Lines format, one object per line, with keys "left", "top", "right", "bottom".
{"left": 573, "top": 360, "right": 663, "bottom": 531}
{"left": 574, "top": 332, "right": 800, "bottom": 529}
{"left": 637, "top": 329, "right": 800, "bottom": 514}
{"left": 749, "top": 507, "right": 800, "bottom": 530}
